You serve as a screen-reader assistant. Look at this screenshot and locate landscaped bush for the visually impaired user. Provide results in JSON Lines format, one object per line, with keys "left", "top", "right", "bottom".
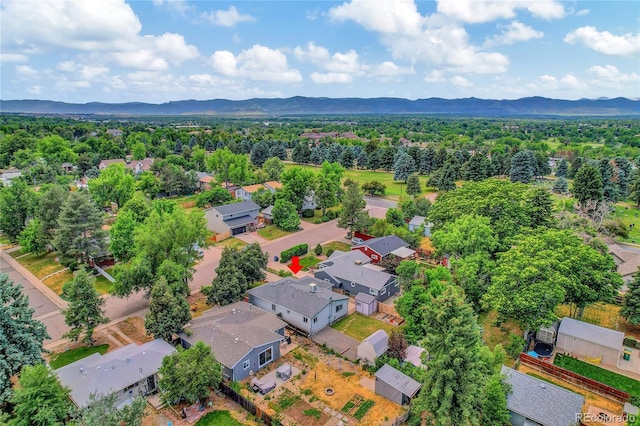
{"left": 624, "top": 336, "right": 638, "bottom": 348}
{"left": 314, "top": 244, "right": 323, "bottom": 256}
{"left": 301, "top": 209, "right": 315, "bottom": 218}
{"left": 325, "top": 210, "right": 338, "bottom": 220}
{"left": 326, "top": 248, "right": 335, "bottom": 257}
{"left": 321, "top": 215, "right": 330, "bottom": 222}
{"left": 280, "top": 244, "right": 308, "bottom": 263}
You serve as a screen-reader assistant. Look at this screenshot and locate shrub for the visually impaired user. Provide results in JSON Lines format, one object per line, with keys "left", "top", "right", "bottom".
{"left": 326, "top": 248, "right": 335, "bottom": 257}
{"left": 301, "top": 388, "right": 312, "bottom": 396}
{"left": 321, "top": 215, "right": 330, "bottom": 222}
{"left": 314, "top": 244, "right": 323, "bottom": 255}
{"left": 313, "top": 219, "right": 322, "bottom": 224}
{"left": 301, "top": 209, "right": 315, "bottom": 218}
{"left": 280, "top": 244, "right": 308, "bottom": 263}
{"left": 624, "top": 336, "right": 638, "bottom": 348}
{"left": 506, "top": 333, "right": 526, "bottom": 359}
{"left": 304, "top": 408, "right": 321, "bottom": 420}
{"left": 326, "top": 210, "right": 338, "bottom": 220}
{"left": 278, "top": 269, "right": 293, "bottom": 277}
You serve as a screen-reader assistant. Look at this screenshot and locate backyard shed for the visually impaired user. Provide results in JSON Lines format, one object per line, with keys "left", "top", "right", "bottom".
{"left": 358, "top": 330, "right": 389, "bottom": 365}
{"left": 375, "top": 364, "right": 421, "bottom": 406}
{"left": 556, "top": 317, "right": 624, "bottom": 367}
{"left": 355, "top": 292, "right": 378, "bottom": 315}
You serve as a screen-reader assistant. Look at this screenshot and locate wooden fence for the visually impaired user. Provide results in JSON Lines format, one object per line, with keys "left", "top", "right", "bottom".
{"left": 377, "top": 301, "right": 399, "bottom": 317}
{"left": 214, "top": 231, "right": 232, "bottom": 242}
{"left": 219, "top": 382, "right": 276, "bottom": 425}
{"left": 519, "top": 353, "right": 630, "bottom": 403}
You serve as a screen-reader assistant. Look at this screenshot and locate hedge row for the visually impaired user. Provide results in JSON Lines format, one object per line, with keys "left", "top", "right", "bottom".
{"left": 280, "top": 244, "right": 308, "bottom": 263}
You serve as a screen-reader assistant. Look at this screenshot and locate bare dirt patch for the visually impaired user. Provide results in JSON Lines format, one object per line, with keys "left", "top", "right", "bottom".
{"left": 187, "top": 292, "right": 210, "bottom": 319}
{"left": 283, "top": 400, "right": 330, "bottom": 426}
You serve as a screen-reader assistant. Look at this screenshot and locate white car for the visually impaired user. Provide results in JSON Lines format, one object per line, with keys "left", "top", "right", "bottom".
{"left": 351, "top": 237, "right": 364, "bottom": 245}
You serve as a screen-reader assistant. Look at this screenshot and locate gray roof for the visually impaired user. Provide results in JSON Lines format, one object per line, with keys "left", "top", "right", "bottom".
{"left": 501, "top": 366, "right": 585, "bottom": 426}
{"left": 194, "top": 171, "right": 211, "bottom": 180}
{"left": 181, "top": 301, "right": 285, "bottom": 369}
{"left": 262, "top": 205, "right": 274, "bottom": 215}
{"left": 356, "top": 235, "right": 409, "bottom": 256}
{"left": 316, "top": 261, "right": 395, "bottom": 291}
{"left": 224, "top": 215, "right": 257, "bottom": 228}
{"left": 362, "top": 330, "right": 388, "bottom": 356}
{"left": 55, "top": 339, "right": 176, "bottom": 408}
{"left": 408, "top": 216, "right": 426, "bottom": 226}
{"left": 318, "top": 250, "right": 371, "bottom": 269}
{"left": 375, "top": 364, "right": 421, "bottom": 398}
{"left": 390, "top": 247, "right": 416, "bottom": 258}
{"left": 355, "top": 292, "right": 377, "bottom": 304}
{"left": 214, "top": 200, "right": 260, "bottom": 216}
{"left": 248, "top": 277, "right": 347, "bottom": 319}
{"left": 617, "top": 253, "right": 640, "bottom": 277}
{"left": 403, "top": 345, "right": 426, "bottom": 368}
{"left": 558, "top": 317, "right": 624, "bottom": 351}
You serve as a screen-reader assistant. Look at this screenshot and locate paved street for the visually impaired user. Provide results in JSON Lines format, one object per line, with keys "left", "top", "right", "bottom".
{"left": 363, "top": 196, "right": 397, "bottom": 209}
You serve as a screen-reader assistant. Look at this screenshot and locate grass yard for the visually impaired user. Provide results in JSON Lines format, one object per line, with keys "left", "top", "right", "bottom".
{"left": 554, "top": 353, "right": 640, "bottom": 397}
{"left": 217, "top": 237, "right": 247, "bottom": 250}
{"left": 49, "top": 344, "right": 109, "bottom": 369}
{"left": 195, "top": 410, "right": 243, "bottom": 426}
{"left": 611, "top": 202, "right": 640, "bottom": 243}
{"left": 478, "top": 310, "right": 523, "bottom": 354}
{"left": 331, "top": 313, "right": 399, "bottom": 341}
{"left": 556, "top": 303, "right": 621, "bottom": 330}
{"left": 322, "top": 241, "right": 351, "bottom": 254}
{"left": 299, "top": 255, "right": 321, "bottom": 270}
{"left": 12, "top": 251, "right": 65, "bottom": 279}
{"left": 257, "top": 225, "right": 292, "bottom": 240}
{"left": 42, "top": 270, "right": 73, "bottom": 295}
{"left": 94, "top": 273, "right": 115, "bottom": 295}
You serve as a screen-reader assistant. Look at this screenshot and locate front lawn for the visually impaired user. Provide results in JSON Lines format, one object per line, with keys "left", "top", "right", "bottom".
{"left": 43, "top": 270, "right": 74, "bottom": 295}
{"left": 94, "top": 273, "right": 115, "bottom": 295}
{"left": 217, "top": 238, "right": 247, "bottom": 250}
{"left": 195, "top": 410, "right": 243, "bottom": 426}
{"left": 554, "top": 353, "right": 640, "bottom": 397}
{"left": 322, "top": 241, "right": 351, "bottom": 254}
{"left": 299, "top": 255, "right": 321, "bottom": 270}
{"left": 257, "top": 225, "right": 292, "bottom": 240}
{"left": 49, "top": 344, "right": 109, "bottom": 369}
{"left": 331, "top": 313, "right": 399, "bottom": 341}
{"left": 12, "top": 252, "right": 65, "bottom": 278}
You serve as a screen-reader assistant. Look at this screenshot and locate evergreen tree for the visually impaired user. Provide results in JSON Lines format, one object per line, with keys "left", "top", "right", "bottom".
{"left": 53, "top": 190, "right": 107, "bottom": 269}
{"left": 509, "top": 150, "right": 535, "bottom": 183}
{"left": 237, "top": 243, "right": 268, "bottom": 284}
{"left": 203, "top": 248, "right": 248, "bottom": 306}
{"left": 437, "top": 161, "right": 456, "bottom": 191}
{"left": 535, "top": 152, "right": 550, "bottom": 177}
{"left": 394, "top": 151, "right": 417, "bottom": 182}
{"left": 356, "top": 151, "right": 368, "bottom": 169}
{"left": 434, "top": 148, "right": 448, "bottom": 170}
{"left": 573, "top": 164, "right": 604, "bottom": 205}
{"left": 464, "top": 153, "right": 490, "bottom": 181}
{"left": 10, "top": 363, "right": 72, "bottom": 426}
{"left": 480, "top": 372, "right": 511, "bottom": 425}
{"left": 528, "top": 187, "right": 553, "bottom": 228}
{"left": 0, "top": 274, "right": 49, "bottom": 404}
{"left": 568, "top": 156, "right": 584, "bottom": 179}
{"left": 420, "top": 146, "right": 436, "bottom": 174}
{"left": 0, "top": 179, "right": 36, "bottom": 242}
{"left": 629, "top": 169, "right": 640, "bottom": 207}
{"left": 379, "top": 146, "right": 397, "bottom": 171}
{"left": 340, "top": 147, "right": 355, "bottom": 169}
{"left": 35, "top": 185, "right": 69, "bottom": 247}
{"left": 62, "top": 267, "right": 109, "bottom": 345}
{"left": 174, "top": 139, "right": 182, "bottom": 153}
{"left": 622, "top": 272, "right": 640, "bottom": 325}
{"left": 599, "top": 158, "right": 618, "bottom": 202}
{"left": 409, "top": 287, "right": 485, "bottom": 426}
{"left": 204, "top": 139, "right": 215, "bottom": 151}
{"left": 310, "top": 145, "right": 325, "bottom": 165}
{"left": 188, "top": 136, "right": 198, "bottom": 148}
{"left": 406, "top": 173, "right": 422, "bottom": 197}
{"left": 614, "top": 156, "right": 632, "bottom": 198}
{"left": 145, "top": 276, "right": 191, "bottom": 341}
{"left": 269, "top": 143, "right": 288, "bottom": 161}
{"left": 250, "top": 141, "right": 270, "bottom": 167}
{"left": 367, "top": 150, "right": 380, "bottom": 170}
{"left": 325, "top": 144, "right": 343, "bottom": 163}
{"left": 337, "top": 180, "right": 370, "bottom": 235}
{"left": 555, "top": 159, "right": 568, "bottom": 177}
{"left": 552, "top": 177, "right": 568, "bottom": 193}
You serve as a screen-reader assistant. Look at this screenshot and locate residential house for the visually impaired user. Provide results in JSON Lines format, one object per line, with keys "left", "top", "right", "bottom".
{"left": 408, "top": 216, "right": 433, "bottom": 237}
{"left": 61, "top": 162, "right": 75, "bottom": 173}
{"left": 98, "top": 159, "right": 126, "bottom": 170}
{"left": 314, "top": 250, "right": 399, "bottom": 301}
{"left": 261, "top": 205, "right": 274, "bottom": 224}
{"left": 204, "top": 200, "right": 260, "bottom": 235}
{"left": 607, "top": 243, "right": 640, "bottom": 291}
{"left": 374, "top": 364, "right": 421, "bottom": 406}
{"left": 106, "top": 129, "right": 123, "bottom": 138}
{"left": 262, "top": 181, "right": 283, "bottom": 192}
{"left": 355, "top": 292, "right": 377, "bottom": 315}
{"left": 194, "top": 172, "right": 213, "bottom": 191}
{"left": 126, "top": 158, "right": 154, "bottom": 175}
{"left": 302, "top": 193, "right": 317, "bottom": 210}
{"left": 0, "top": 168, "right": 22, "bottom": 186}
{"left": 351, "top": 235, "right": 410, "bottom": 264}
{"left": 235, "top": 184, "right": 269, "bottom": 201}
{"left": 247, "top": 276, "right": 348, "bottom": 336}
{"left": 358, "top": 330, "right": 388, "bottom": 365}
{"left": 199, "top": 175, "right": 215, "bottom": 191}
{"left": 55, "top": 339, "right": 175, "bottom": 408}
{"left": 178, "top": 301, "right": 286, "bottom": 382}
{"left": 501, "top": 366, "right": 585, "bottom": 426}
{"left": 555, "top": 317, "right": 624, "bottom": 368}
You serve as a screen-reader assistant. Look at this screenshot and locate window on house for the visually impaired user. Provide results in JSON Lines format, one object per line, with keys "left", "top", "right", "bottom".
{"left": 371, "top": 254, "right": 378, "bottom": 260}
{"left": 271, "top": 304, "right": 276, "bottom": 311}
{"left": 381, "top": 287, "right": 386, "bottom": 295}
{"left": 313, "top": 317, "right": 318, "bottom": 323}
{"left": 336, "top": 304, "right": 343, "bottom": 312}
{"left": 243, "top": 359, "right": 250, "bottom": 370}
{"left": 303, "top": 317, "right": 308, "bottom": 323}
{"left": 259, "top": 347, "right": 273, "bottom": 367}
{"left": 369, "top": 288, "right": 378, "bottom": 296}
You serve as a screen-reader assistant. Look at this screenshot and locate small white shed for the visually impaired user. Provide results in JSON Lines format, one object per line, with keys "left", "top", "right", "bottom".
{"left": 556, "top": 317, "right": 623, "bottom": 367}
{"left": 355, "top": 292, "right": 378, "bottom": 315}
{"left": 358, "top": 330, "right": 389, "bottom": 365}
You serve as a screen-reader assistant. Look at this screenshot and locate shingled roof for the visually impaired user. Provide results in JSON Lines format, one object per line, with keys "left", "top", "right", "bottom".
{"left": 356, "top": 235, "right": 409, "bottom": 256}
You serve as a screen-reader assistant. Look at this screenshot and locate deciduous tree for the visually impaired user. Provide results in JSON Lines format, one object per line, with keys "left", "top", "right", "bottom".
{"left": 262, "top": 156, "right": 284, "bottom": 181}
{"left": 88, "top": 163, "right": 135, "bottom": 208}
{"left": 431, "top": 214, "right": 497, "bottom": 259}
{"left": 280, "top": 166, "right": 315, "bottom": 211}
{"left": 62, "top": 267, "right": 109, "bottom": 345}
{"left": 272, "top": 198, "right": 300, "bottom": 232}
{"left": 72, "top": 393, "right": 147, "bottom": 426}
{"left": 622, "top": 272, "right": 640, "bottom": 325}
{"left": 145, "top": 277, "right": 191, "bottom": 341}
{"left": 0, "top": 179, "right": 36, "bottom": 242}
{"left": 573, "top": 163, "right": 604, "bottom": 206}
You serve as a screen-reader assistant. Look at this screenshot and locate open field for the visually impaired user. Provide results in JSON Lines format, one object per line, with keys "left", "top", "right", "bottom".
{"left": 554, "top": 353, "right": 640, "bottom": 397}
{"left": 257, "top": 225, "right": 291, "bottom": 240}
{"left": 49, "top": 344, "right": 109, "bottom": 369}
{"left": 331, "top": 313, "right": 399, "bottom": 341}
{"left": 611, "top": 202, "right": 640, "bottom": 243}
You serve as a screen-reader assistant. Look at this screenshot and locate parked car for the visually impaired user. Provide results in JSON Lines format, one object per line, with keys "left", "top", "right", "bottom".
{"left": 192, "top": 244, "right": 204, "bottom": 258}
{"left": 351, "top": 237, "right": 364, "bottom": 245}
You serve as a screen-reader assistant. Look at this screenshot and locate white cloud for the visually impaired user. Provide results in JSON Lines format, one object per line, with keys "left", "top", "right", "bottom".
{"left": 310, "top": 72, "right": 353, "bottom": 84}
{"left": 425, "top": 69, "right": 446, "bottom": 83}
{"left": 369, "top": 61, "right": 414, "bottom": 78}
{"left": 559, "top": 74, "right": 581, "bottom": 89}
{"left": 294, "top": 42, "right": 362, "bottom": 73}
{"left": 15, "top": 65, "right": 38, "bottom": 78}
{"left": 564, "top": 26, "right": 640, "bottom": 56}
{"left": 201, "top": 6, "right": 255, "bottom": 27}
{"left": 451, "top": 75, "right": 473, "bottom": 87}
{"left": 576, "top": 9, "right": 589, "bottom": 16}
{"left": 0, "top": 53, "right": 27, "bottom": 62}
{"left": 436, "top": 0, "right": 564, "bottom": 23}
{"left": 329, "top": 0, "right": 509, "bottom": 74}
{"left": 0, "top": 0, "right": 199, "bottom": 71}
{"left": 28, "top": 85, "right": 42, "bottom": 95}
{"left": 210, "top": 45, "right": 302, "bottom": 83}
{"left": 485, "top": 21, "right": 543, "bottom": 46}
{"left": 587, "top": 65, "right": 639, "bottom": 82}
{"left": 152, "top": 0, "right": 191, "bottom": 15}
{"left": 535, "top": 73, "right": 584, "bottom": 90}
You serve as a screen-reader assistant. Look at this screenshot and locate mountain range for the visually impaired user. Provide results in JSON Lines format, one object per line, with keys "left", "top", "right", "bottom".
{"left": 1, "top": 96, "right": 638, "bottom": 116}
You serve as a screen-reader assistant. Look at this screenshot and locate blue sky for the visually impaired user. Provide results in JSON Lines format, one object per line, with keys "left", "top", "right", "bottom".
{"left": 1, "top": 0, "right": 638, "bottom": 103}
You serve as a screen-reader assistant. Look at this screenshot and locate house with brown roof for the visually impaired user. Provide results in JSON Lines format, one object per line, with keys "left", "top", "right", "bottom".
{"left": 98, "top": 159, "right": 126, "bottom": 170}
{"left": 126, "top": 158, "right": 154, "bottom": 175}
{"left": 235, "top": 181, "right": 283, "bottom": 201}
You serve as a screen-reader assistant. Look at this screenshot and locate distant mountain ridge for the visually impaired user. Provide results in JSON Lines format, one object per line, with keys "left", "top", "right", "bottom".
{"left": 1, "top": 96, "right": 638, "bottom": 116}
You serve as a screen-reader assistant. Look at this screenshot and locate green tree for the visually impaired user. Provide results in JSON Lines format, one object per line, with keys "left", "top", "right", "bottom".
{"left": 556, "top": 159, "right": 568, "bottom": 177}
{"left": 88, "top": 163, "right": 135, "bottom": 208}
{"left": 158, "top": 342, "right": 222, "bottom": 405}
{"left": 528, "top": 187, "right": 553, "bottom": 228}
{"left": 136, "top": 171, "right": 161, "bottom": 199}
{"left": 573, "top": 163, "right": 604, "bottom": 205}
{"left": 463, "top": 153, "right": 490, "bottom": 181}
{"left": 272, "top": 198, "right": 300, "bottom": 232}
{"left": 0, "top": 179, "right": 36, "bottom": 242}
{"left": 552, "top": 176, "right": 568, "bottom": 193}
{"left": 385, "top": 208, "right": 405, "bottom": 227}
{"left": 337, "top": 180, "right": 370, "bottom": 236}
{"left": 340, "top": 148, "right": 355, "bottom": 168}
{"left": 314, "top": 243, "right": 323, "bottom": 256}
{"left": 36, "top": 135, "right": 77, "bottom": 165}
{"left": 621, "top": 272, "right": 640, "bottom": 325}
{"left": 10, "top": 364, "right": 71, "bottom": 426}
{"left": 431, "top": 214, "right": 498, "bottom": 259}
{"left": 54, "top": 190, "right": 107, "bottom": 269}
{"left": 452, "top": 252, "right": 495, "bottom": 309}
{"left": 252, "top": 188, "right": 275, "bottom": 209}
{"left": 62, "top": 268, "right": 108, "bottom": 345}
{"left": 195, "top": 187, "right": 232, "bottom": 208}
{"left": 250, "top": 142, "right": 270, "bottom": 167}
{"left": 291, "top": 142, "right": 311, "bottom": 164}
{"left": 409, "top": 287, "right": 485, "bottom": 426}
{"left": 237, "top": 243, "right": 268, "bottom": 284}
{"left": 131, "top": 142, "right": 147, "bottom": 160}
{"left": 629, "top": 169, "right": 640, "bottom": 207}
{"left": 361, "top": 181, "right": 386, "bottom": 196}
{"left": 509, "top": 150, "right": 535, "bottom": 183}
{"left": 393, "top": 151, "right": 417, "bottom": 182}
{"left": 406, "top": 173, "right": 421, "bottom": 197}
{"left": 203, "top": 247, "right": 249, "bottom": 306}
{"left": 35, "top": 185, "right": 69, "bottom": 247}
{"left": 206, "top": 148, "right": 249, "bottom": 189}
{"left": 72, "top": 393, "right": 147, "bottom": 426}
{"left": 0, "top": 274, "right": 49, "bottom": 404}
{"left": 262, "top": 157, "right": 284, "bottom": 181}
{"left": 145, "top": 277, "right": 191, "bottom": 341}
{"left": 109, "top": 209, "right": 137, "bottom": 261}
{"left": 314, "top": 161, "right": 344, "bottom": 216}
{"left": 17, "top": 219, "right": 46, "bottom": 255}
{"left": 480, "top": 373, "right": 511, "bottom": 425}
{"left": 280, "top": 166, "right": 315, "bottom": 211}
{"left": 436, "top": 161, "right": 456, "bottom": 191}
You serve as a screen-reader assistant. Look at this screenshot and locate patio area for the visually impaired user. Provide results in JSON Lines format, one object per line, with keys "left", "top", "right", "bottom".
{"left": 251, "top": 362, "right": 301, "bottom": 397}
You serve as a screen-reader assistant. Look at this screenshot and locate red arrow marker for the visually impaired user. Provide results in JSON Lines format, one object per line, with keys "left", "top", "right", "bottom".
{"left": 288, "top": 256, "right": 302, "bottom": 274}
